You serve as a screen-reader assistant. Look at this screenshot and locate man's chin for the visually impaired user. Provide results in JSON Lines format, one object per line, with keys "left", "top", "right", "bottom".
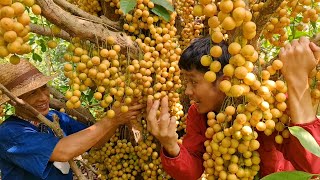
{"left": 195, "top": 104, "right": 210, "bottom": 114}
{"left": 39, "top": 109, "right": 50, "bottom": 116}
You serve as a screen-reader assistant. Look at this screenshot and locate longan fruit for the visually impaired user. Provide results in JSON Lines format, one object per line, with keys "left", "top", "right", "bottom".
{"left": 210, "top": 45, "right": 222, "bottom": 58}
{"left": 31, "top": 4, "right": 41, "bottom": 15}
{"left": 9, "top": 55, "right": 20, "bottom": 64}
{"left": 203, "top": 4, "right": 217, "bottom": 17}
{"left": 11, "top": 2, "right": 25, "bottom": 16}
{"left": 208, "top": 16, "right": 220, "bottom": 28}
{"left": 204, "top": 71, "right": 216, "bottom": 82}
{"left": 228, "top": 42, "right": 241, "bottom": 55}
{"left": 219, "top": 0, "right": 233, "bottom": 13}
{"left": 221, "top": 16, "right": 236, "bottom": 30}
{"left": 200, "top": 55, "right": 212, "bottom": 66}
{"left": 193, "top": 4, "right": 203, "bottom": 16}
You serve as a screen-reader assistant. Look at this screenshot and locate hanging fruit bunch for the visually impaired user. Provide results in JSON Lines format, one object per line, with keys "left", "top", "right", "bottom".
{"left": 175, "top": 0, "right": 205, "bottom": 49}
{"left": 189, "top": 0, "right": 320, "bottom": 179}
{"left": 0, "top": 0, "right": 39, "bottom": 63}
{"left": 67, "top": 0, "right": 101, "bottom": 16}
{"left": 61, "top": 0, "right": 184, "bottom": 179}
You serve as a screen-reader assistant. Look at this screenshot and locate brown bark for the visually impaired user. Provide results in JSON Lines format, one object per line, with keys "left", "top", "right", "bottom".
{"left": 35, "top": 0, "right": 139, "bottom": 58}
{"left": 52, "top": 0, "right": 121, "bottom": 31}
{"left": 30, "top": 23, "right": 71, "bottom": 41}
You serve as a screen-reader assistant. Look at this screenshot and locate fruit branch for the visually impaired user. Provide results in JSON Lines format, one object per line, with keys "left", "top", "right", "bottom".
{"left": 250, "top": 0, "right": 284, "bottom": 48}
{"left": 0, "top": 83, "right": 87, "bottom": 180}
{"left": 76, "top": 159, "right": 98, "bottom": 175}
{"left": 30, "top": 23, "right": 71, "bottom": 40}
{"left": 35, "top": 0, "right": 140, "bottom": 58}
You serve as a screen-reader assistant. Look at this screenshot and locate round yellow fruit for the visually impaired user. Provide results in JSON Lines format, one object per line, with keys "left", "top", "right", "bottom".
{"left": 204, "top": 71, "right": 216, "bottom": 82}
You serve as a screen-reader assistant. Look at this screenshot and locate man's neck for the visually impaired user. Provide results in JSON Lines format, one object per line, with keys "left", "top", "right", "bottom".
{"left": 15, "top": 110, "right": 39, "bottom": 123}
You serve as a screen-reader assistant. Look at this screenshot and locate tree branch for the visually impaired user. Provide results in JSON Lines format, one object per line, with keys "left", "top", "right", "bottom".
{"left": 35, "top": 0, "right": 139, "bottom": 58}
{"left": 76, "top": 159, "right": 98, "bottom": 175}
{"left": 30, "top": 23, "right": 71, "bottom": 40}
{"left": 52, "top": 0, "right": 121, "bottom": 31}
{"left": 0, "top": 83, "right": 87, "bottom": 180}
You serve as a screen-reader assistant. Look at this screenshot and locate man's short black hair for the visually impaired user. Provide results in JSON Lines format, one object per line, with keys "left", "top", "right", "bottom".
{"left": 178, "top": 36, "right": 230, "bottom": 74}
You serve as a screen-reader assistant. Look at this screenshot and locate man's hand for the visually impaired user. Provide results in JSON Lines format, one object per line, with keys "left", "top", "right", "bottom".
{"left": 280, "top": 37, "right": 319, "bottom": 82}
{"left": 279, "top": 37, "right": 320, "bottom": 124}
{"left": 102, "top": 103, "right": 145, "bottom": 127}
{"left": 146, "top": 96, "right": 180, "bottom": 157}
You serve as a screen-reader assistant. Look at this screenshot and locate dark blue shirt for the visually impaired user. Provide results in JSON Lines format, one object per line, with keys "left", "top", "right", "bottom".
{"left": 0, "top": 110, "right": 87, "bottom": 180}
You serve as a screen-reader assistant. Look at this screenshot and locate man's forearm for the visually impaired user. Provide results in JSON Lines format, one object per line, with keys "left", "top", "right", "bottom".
{"left": 50, "top": 119, "right": 116, "bottom": 162}
{"left": 92, "top": 125, "right": 118, "bottom": 149}
{"left": 287, "top": 75, "right": 316, "bottom": 124}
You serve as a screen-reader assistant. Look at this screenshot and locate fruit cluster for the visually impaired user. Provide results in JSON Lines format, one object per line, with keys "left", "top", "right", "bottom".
{"left": 68, "top": 0, "right": 101, "bottom": 16}
{"left": 191, "top": 0, "right": 320, "bottom": 179}
{"left": 175, "top": 0, "right": 205, "bottom": 49}
{"left": 0, "top": 0, "right": 39, "bottom": 63}
{"left": 61, "top": 0, "right": 184, "bottom": 178}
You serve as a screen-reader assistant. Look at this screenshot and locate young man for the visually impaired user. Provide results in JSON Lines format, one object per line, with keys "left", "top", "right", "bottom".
{"left": 147, "top": 37, "right": 320, "bottom": 179}
{"left": 0, "top": 59, "right": 144, "bottom": 180}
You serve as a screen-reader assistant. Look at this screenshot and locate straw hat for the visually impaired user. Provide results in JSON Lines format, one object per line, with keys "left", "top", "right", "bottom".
{"left": 0, "top": 59, "right": 54, "bottom": 105}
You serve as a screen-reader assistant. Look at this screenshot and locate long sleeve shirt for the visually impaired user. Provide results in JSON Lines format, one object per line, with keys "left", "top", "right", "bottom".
{"left": 161, "top": 104, "right": 320, "bottom": 180}
{"left": 0, "top": 110, "right": 88, "bottom": 180}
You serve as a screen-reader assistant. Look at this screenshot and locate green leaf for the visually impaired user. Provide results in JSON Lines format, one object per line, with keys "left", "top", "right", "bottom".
{"left": 261, "top": 171, "right": 314, "bottom": 180}
{"left": 151, "top": 0, "right": 174, "bottom": 12}
{"left": 40, "top": 41, "right": 47, "bottom": 52}
{"left": 32, "top": 53, "right": 42, "bottom": 62}
{"left": 120, "top": 0, "right": 136, "bottom": 15}
{"left": 289, "top": 126, "right": 320, "bottom": 157}
{"left": 151, "top": 5, "right": 171, "bottom": 22}
{"left": 86, "top": 90, "right": 94, "bottom": 102}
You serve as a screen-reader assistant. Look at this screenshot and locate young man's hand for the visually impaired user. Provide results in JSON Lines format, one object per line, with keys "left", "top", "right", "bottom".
{"left": 279, "top": 36, "right": 320, "bottom": 124}
{"left": 280, "top": 37, "right": 319, "bottom": 82}
{"left": 146, "top": 96, "right": 180, "bottom": 157}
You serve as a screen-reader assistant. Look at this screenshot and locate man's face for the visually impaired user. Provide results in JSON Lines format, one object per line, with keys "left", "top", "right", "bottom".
{"left": 182, "top": 69, "right": 226, "bottom": 114}
{"left": 19, "top": 85, "right": 50, "bottom": 116}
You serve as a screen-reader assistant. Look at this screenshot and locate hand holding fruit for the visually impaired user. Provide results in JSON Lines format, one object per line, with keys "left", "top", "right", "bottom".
{"left": 147, "top": 96, "right": 180, "bottom": 157}
{"left": 102, "top": 103, "right": 145, "bottom": 127}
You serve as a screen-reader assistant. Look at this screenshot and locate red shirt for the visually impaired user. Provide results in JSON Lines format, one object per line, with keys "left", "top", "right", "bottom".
{"left": 160, "top": 104, "right": 320, "bottom": 180}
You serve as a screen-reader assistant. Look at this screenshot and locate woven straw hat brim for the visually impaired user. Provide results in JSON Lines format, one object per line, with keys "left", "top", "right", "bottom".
{"left": 0, "top": 74, "right": 54, "bottom": 105}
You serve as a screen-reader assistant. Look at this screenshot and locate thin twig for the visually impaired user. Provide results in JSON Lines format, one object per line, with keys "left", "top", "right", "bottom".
{"left": 76, "top": 159, "right": 98, "bottom": 175}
